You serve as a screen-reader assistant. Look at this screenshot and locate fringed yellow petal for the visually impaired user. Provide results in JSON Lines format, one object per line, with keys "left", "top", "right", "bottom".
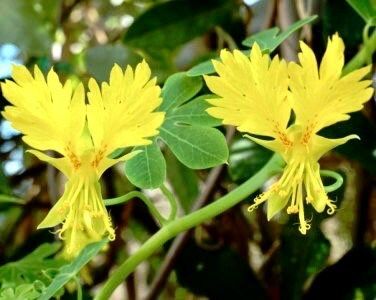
{"left": 1, "top": 65, "right": 86, "bottom": 155}
{"left": 289, "top": 34, "right": 372, "bottom": 133}
{"left": 319, "top": 33, "right": 344, "bottom": 81}
{"left": 2, "top": 63, "right": 166, "bottom": 256}
{"left": 207, "top": 34, "right": 373, "bottom": 235}
{"left": 204, "top": 43, "right": 290, "bottom": 149}
{"left": 87, "top": 60, "right": 164, "bottom": 157}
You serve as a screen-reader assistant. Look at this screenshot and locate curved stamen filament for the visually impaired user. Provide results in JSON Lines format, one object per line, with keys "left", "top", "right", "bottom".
{"left": 53, "top": 175, "right": 115, "bottom": 258}
{"left": 248, "top": 159, "right": 337, "bottom": 234}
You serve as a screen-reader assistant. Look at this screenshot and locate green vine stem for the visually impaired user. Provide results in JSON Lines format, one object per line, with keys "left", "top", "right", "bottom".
{"left": 104, "top": 191, "right": 168, "bottom": 225}
{"left": 74, "top": 276, "right": 82, "bottom": 300}
{"left": 95, "top": 154, "right": 284, "bottom": 300}
{"left": 343, "top": 28, "right": 376, "bottom": 74}
{"left": 320, "top": 170, "right": 344, "bottom": 193}
{"left": 160, "top": 184, "right": 178, "bottom": 222}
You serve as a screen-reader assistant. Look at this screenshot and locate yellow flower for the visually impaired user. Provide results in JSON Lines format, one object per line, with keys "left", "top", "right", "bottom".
{"left": 204, "top": 34, "right": 373, "bottom": 234}
{"left": 1, "top": 61, "right": 164, "bottom": 257}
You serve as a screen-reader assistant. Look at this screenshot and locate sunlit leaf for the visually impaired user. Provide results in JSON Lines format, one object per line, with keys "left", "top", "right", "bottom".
{"left": 0, "top": 243, "right": 64, "bottom": 288}
{"left": 124, "top": 73, "right": 227, "bottom": 188}
{"left": 0, "top": 283, "right": 42, "bottom": 300}
{"left": 160, "top": 72, "right": 203, "bottom": 112}
{"left": 160, "top": 121, "right": 227, "bottom": 169}
{"left": 39, "top": 239, "right": 107, "bottom": 300}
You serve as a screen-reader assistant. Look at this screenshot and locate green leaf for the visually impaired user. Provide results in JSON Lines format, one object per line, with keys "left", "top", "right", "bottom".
{"left": 160, "top": 121, "right": 228, "bottom": 169}
{"left": 321, "top": 112, "right": 376, "bottom": 176}
{"left": 175, "top": 238, "right": 267, "bottom": 299}
{"left": 321, "top": 0, "right": 365, "bottom": 55}
{"left": 167, "top": 95, "right": 222, "bottom": 127}
{"left": 346, "top": 0, "right": 376, "bottom": 23}
{"left": 124, "top": 141, "right": 166, "bottom": 189}
{"left": 242, "top": 15, "right": 318, "bottom": 50}
{"left": 165, "top": 149, "right": 199, "bottom": 212}
{"left": 40, "top": 239, "right": 107, "bottom": 300}
{"left": 280, "top": 227, "right": 330, "bottom": 300}
{"left": 228, "top": 138, "right": 273, "bottom": 183}
{"left": 187, "top": 16, "right": 317, "bottom": 77}
{"left": 0, "top": 195, "right": 25, "bottom": 205}
{"left": 123, "top": 0, "right": 237, "bottom": 51}
{"left": 124, "top": 74, "right": 227, "bottom": 188}
{"left": 159, "top": 73, "right": 228, "bottom": 169}
{"left": 186, "top": 60, "right": 216, "bottom": 77}
{"left": 160, "top": 72, "right": 203, "bottom": 112}
{"left": 85, "top": 43, "right": 142, "bottom": 82}
{"left": 0, "top": 243, "right": 64, "bottom": 288}
{"left": 305, "top": 246, "right": 376, "bottom": 300}
{"left": 0, "top": 283, "right": 42, "bottom": 300}
{"left": 0, "top": 0, "right": 59, "bottom": 56}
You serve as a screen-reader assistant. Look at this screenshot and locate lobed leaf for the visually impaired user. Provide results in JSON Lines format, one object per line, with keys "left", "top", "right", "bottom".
{"left": 39, "top": 239, "right": 107, "bottom": 300}
{"left": 0, "top": 283, "right": 42, "bottom": 300}
{"left": 0, "top": 243, "right": 64, "bottom": 288}
{"left": 124, "top": 73, "right": 228, "bottom": 189}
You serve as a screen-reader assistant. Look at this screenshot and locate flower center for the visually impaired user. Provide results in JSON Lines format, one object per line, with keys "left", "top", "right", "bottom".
{"left": 56, "top": 174, "right": 115, "bottom": 258}
{"left": 248, "top": 158, "right": 336, "bottom": 234}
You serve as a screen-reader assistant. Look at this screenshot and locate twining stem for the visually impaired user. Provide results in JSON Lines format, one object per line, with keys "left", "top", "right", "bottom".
{"left": 104, "top": 191, "right": 167, "bottom": 225}
{"left": 74, "top": 276, "right": 82, "bottom": 300}
{"left": 160, "top": 184, "right": 178, "bottom": 222}
{"left": 342, "top": 29, "right": 376, "bottom": 74}
{"left": 104, "top": 185, "right": 180, "bottom": 225}
{"left": 95, "top": 154, "right": 284, "bottom": 300}
{"left": 320, "top": 170, "right": 344, "bottom": 193}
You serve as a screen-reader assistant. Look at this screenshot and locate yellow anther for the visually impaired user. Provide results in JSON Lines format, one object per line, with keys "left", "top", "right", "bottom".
{"left": 287, "top": 205, "right": 299, "bottom": 214}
